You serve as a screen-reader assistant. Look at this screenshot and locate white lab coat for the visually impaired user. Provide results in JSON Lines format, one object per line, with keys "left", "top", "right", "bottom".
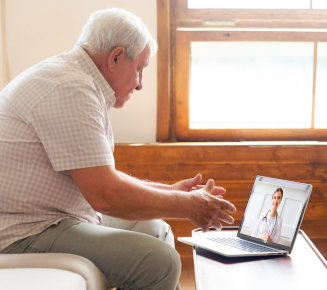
{"left": 251, "top": 210, "right": 282, "bottom": 243}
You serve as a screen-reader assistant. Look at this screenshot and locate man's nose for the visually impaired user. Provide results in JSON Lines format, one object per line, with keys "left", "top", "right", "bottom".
{"left": 135, "top": 72, "right": 143, "bottom": 90}
{"left": 135, "top": 82, "right": 142, "bottom": 90}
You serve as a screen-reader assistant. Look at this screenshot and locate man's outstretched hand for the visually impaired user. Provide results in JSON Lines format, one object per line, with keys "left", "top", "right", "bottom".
{"left": 185, "top": 178, "right": 237, "bottom": 232}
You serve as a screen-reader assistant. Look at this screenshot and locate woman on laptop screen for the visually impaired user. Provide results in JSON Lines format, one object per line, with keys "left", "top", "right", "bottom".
{"left": 252, "top": 188, "right": 283, "bottom": 243}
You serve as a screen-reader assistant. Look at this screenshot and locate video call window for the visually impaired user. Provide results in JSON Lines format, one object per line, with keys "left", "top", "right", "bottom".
{"left": 240, "top": 179, "right": 310, "bottom": 247}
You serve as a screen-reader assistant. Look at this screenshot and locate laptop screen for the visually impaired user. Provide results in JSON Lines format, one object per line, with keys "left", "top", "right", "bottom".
{"left": 237, "top": 175, "right": 312, "bottom": 252}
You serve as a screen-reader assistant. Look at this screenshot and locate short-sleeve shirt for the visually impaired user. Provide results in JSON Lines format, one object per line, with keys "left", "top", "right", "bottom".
{"left": 0, "top": 47, "right": 116, "bottom": 251}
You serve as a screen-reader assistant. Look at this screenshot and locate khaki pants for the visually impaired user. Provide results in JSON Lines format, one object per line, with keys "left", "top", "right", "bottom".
{"left": 2, "top": 218, "right": 181, "bottom": 290}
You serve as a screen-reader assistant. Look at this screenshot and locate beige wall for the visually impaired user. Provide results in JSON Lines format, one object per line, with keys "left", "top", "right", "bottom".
{"left": 2, "top": 0, "right": 157, "bottom": 143}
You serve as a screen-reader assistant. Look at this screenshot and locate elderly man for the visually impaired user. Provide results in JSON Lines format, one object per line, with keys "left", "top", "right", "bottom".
{"left": 0, "top": 8, "right": 236, "bottom": 289}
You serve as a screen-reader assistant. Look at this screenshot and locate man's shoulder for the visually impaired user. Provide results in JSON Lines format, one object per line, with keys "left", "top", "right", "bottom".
{"left": 5, "top": 51, "right": 94, "bottom": 91}
{"left": 36, "top": 51, "right": 95, "bottom": 87}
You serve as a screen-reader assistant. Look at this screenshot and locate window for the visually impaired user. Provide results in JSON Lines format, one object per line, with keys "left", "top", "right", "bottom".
{"left": 189, "top": 41, "right": 314, "bottom": 130}
{"left": 156, "top": 0, "right": 327, "bottom": 141}
{"left": 188, "top": 0, "right": 326, "bottom": 10}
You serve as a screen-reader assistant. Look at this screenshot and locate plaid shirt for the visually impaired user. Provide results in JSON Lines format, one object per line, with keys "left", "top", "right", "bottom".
{"left": 0, "top": 47, "right": 116, "bottom": 251}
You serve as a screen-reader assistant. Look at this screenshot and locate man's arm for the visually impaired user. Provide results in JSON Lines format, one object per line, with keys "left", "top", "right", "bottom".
{"left": 116, "top": 170, "right": 173, "bottom": 190}
{"left": 69, "top": 165, "right": 236, "bottom": 231}
{"left": 117, "top": 171, "right": 227, "bottom": 196}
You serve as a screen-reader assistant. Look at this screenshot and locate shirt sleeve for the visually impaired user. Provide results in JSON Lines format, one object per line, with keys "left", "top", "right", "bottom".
{"left": 29, "top": 81, "right": 115, "bottom": 171}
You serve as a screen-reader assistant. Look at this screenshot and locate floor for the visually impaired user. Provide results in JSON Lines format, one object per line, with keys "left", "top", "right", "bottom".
{"left": 179, "top": 257, "right": 195, "bottom": 290}
{"left": 180, "top": 268, "right": 195, "bottom": 289}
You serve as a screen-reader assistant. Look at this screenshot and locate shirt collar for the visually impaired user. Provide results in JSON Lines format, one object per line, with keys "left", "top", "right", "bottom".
{"left": 71, "top": 46, "right": 116, "bottom": 107}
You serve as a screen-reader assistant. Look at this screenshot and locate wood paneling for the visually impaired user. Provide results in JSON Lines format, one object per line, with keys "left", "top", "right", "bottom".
{"left": 114, "top": 143, "right": 327, "bottom": 260}
{"left": 156, "top": 0, "right": 171, "bottom": 141}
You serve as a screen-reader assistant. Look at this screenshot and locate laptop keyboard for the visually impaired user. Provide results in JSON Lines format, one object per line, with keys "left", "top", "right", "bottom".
{"left": 206, "top": 237, "right": 280, "bottom": 253}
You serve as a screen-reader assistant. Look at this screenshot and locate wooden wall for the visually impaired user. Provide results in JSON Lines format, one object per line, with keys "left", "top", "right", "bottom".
{"left": 114, "top": 143, "right": 327, "bottom": 265}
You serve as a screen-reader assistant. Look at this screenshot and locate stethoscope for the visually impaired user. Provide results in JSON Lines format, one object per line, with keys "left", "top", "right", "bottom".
{"left": 262, "top": 210, "right": 278, "bottom": 236}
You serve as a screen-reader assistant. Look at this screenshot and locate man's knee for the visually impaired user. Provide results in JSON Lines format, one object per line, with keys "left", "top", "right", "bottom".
{"left": 99, "top": 231, "right": 181, "bottom": 289}
{"left": 136, "top": 239, "right": 181, "bottom": 290}
{"left": 131, "top": 219, "right": 175, "bottom": 247}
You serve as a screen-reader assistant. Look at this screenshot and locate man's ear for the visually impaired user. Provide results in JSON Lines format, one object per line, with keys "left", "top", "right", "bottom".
{"left": 107, "top": 47, "right": 125, "bottom": 71}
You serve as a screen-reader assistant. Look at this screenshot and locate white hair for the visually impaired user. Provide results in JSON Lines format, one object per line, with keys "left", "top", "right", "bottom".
{"left": 76, "top": 8, "right": 157, "bottom": 59}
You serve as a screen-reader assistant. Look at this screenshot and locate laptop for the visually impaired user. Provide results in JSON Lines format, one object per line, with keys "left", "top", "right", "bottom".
{"left": 178, "top": 175, "right": 312, "bottom": 257}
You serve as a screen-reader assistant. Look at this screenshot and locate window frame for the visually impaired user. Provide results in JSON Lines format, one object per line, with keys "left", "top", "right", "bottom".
{"left": 156, "top": 0, "right": 327, "bottom": 141}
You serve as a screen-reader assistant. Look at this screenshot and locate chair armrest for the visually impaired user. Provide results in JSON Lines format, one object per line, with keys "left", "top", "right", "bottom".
{"left": 0, "top": 253, "right": 109, "bottom": 290}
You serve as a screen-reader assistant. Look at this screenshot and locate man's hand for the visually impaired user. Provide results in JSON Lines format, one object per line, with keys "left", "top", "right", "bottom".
{"left": 186, "top": 179, "right": 236, "bottom": 232}
{"left": 172, "top": 174, "right": 226, "bottom": 198}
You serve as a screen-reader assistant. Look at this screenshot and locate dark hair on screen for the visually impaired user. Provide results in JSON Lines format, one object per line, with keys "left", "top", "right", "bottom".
{"left": 273, "top": 188, "right": 284, "bottom": 199}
